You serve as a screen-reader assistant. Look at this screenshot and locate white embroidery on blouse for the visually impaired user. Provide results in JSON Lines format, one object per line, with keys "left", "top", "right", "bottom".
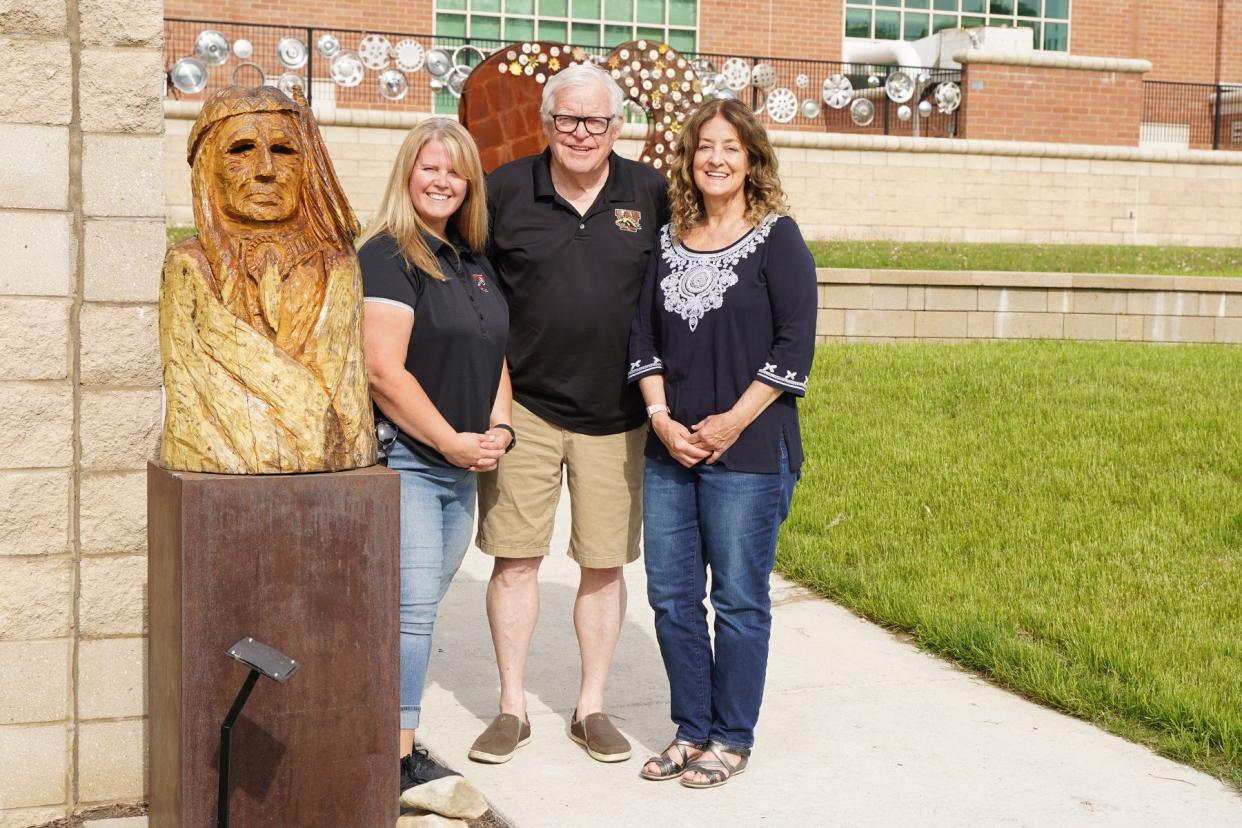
{"left": 758, "top": 362, "right": 807, "bottom": 393}
{"left": 627, "top": 355, "right": 663, "bottom": 380}
{"left": 660, "top": 214, "right": 779, "bottom": 332}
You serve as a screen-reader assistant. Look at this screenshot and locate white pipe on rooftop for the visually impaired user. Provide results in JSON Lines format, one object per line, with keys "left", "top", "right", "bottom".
{"left": 842, "top": 39, "right": 925, "bottom": 69}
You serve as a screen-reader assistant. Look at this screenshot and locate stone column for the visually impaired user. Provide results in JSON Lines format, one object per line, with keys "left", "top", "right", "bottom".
{"left": 0, "top": 0, "right": 164, "bottom": 823}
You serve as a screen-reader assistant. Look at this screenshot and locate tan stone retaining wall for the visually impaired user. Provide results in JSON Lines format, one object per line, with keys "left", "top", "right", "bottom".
{"left": 1, "top": 0, "right": 164, "bottom": 825}
{"left": 164, "top": 106, "right": 1242, "bottom": 248}
{"left": 816, "top": 269, "right": 1242, "bottom": 344}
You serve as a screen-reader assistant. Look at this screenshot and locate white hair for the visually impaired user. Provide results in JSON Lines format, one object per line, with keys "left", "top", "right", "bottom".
{"left": 540, "top": 61, "right": 625, "bottom": 122}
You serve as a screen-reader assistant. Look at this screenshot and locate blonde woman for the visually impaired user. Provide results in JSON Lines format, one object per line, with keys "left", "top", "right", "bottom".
{"left": 628, "top": 98, "right": 817, "bottom": 788}
{"left": 358, "top": 117, "right": 513, "bottom": 791}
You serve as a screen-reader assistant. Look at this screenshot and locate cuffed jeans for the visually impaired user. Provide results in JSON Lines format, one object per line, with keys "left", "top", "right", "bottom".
{"left": 386, "top": 441, "right": 475, "bottom": 730}
{"left": 642, "top": 442, "right": 798, "bottom": 749}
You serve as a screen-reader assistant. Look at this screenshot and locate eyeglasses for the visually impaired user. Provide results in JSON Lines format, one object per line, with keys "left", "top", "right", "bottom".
{"left": 551, "top": 113, "right": 616, "bottom": 136}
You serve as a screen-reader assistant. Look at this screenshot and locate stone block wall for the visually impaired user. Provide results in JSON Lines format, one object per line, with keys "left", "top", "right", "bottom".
{"left": 0, "top": 0, "right": 164, "bottom": 824}
{"left": 166, "top": 109, "right": 1242, "bottom": 247}
{"left": 815, "top": 270, "right": 1242, "bottom": 345}
{"left": 773, "top": 134, "right": 1242, "bottom": 247}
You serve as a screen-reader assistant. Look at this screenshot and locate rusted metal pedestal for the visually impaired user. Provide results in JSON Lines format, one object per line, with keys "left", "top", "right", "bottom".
{"left": 147, "top": 463, "right": 401, "bottom": 827}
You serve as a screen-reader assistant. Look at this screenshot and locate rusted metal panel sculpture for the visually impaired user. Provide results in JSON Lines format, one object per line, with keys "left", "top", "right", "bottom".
{"left": 458, "top": 40, "right": 700, "bottom": 175}
{"left": 160, "top": 84, "right": 376, "bottom": 473}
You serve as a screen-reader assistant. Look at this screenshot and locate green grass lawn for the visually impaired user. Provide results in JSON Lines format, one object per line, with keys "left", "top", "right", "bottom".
{"left": 167, "top": 225, "right": 197, "bottom": 246}
{"left": 780, "top": 341, "right": 1242, "bottom": 789}
{"left": 808, "top": 240, "right": 1242, "bottom": 276}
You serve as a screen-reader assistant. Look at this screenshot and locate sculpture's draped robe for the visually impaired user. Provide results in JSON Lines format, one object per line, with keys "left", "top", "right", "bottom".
{"left": 159, "top": 238, "right": 375, "bottom": 473}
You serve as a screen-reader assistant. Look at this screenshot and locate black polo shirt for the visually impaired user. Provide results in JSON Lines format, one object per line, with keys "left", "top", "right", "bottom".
{"left": 486, "top": 149, "right": 669, "bottom": 435}
{"left": 359, "top": 231, "right": 509, "bottom": 468}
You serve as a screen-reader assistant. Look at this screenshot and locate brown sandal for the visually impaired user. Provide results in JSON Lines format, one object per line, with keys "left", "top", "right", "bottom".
{"left": 680, "top": 741, "right": 750, "bottom": 789}
{"left": 639, "top": 738, "right": 707, "bottom": 781}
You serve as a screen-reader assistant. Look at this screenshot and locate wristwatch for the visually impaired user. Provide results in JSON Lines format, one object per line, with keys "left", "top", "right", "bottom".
{"left": 494, "top": 423, "right": 516, "bottom": 453}
{"left": 646, "top": 403, "right": 669, "bottom": 418}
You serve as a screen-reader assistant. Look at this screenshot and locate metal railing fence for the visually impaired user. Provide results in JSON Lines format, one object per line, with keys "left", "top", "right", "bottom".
{"left": 1142, "top": 80, "right": 1242, "bottom": 151}
{"left": 165, "top": 17, "right": 963, "bottom": 139}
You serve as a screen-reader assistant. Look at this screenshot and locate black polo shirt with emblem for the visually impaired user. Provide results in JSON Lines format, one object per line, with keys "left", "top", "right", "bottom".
{"left": 486, "top": 148, "right": 669, "bottom": 435}
{"left": 359, "top": 231, "right": 509, "bottom": 468}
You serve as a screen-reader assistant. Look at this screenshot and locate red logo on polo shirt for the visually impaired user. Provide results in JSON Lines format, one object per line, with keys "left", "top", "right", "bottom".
{"left": 472, "top": 273, "right": 489, "bottom": 293}
{"left": 614, "top": 209, "right": 642, "bottom": 233}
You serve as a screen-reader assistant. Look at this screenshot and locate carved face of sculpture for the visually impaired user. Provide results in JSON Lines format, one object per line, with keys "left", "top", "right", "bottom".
{"left": 212, "top": 112, "right": 306, "bottom": 223}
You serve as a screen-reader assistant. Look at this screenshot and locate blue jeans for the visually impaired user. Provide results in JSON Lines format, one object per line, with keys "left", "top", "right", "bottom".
{"left": 642, "top": 443, "right": 798, "bottom": 749}
{"left": 386, "top": 440, "right": 475, "bottom": 730}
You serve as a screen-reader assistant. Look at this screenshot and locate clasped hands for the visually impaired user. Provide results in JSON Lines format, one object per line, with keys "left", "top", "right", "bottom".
{"left": 443, "top": 427, "right": 513, "bottom": 471}
{"left": 652, "top": 410, "right": 742, "bottom": 468}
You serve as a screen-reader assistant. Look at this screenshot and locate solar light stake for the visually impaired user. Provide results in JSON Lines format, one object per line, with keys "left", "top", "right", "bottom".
{"left": 217, "top": 669, "right": 260, "bottom": 828}
{"left": 217, "top": 637, "right": 300, "bottom": 828}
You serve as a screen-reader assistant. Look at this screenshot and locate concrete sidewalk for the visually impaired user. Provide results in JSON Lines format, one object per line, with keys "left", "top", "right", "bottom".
{"left": 418, "top": 488, "right": 1242, "bottom": 828}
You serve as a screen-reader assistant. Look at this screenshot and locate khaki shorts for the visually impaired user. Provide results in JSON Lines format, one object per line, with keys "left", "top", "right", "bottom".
{"left": 476, "top": 401, "right": 646, "bottom": 568}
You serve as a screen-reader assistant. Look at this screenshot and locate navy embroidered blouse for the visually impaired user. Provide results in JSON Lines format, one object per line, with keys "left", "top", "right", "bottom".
{"left": 627, "top": 214, "right": 817, "bottom": 473}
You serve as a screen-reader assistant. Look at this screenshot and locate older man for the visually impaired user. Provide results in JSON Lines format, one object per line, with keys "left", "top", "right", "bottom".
{"left": 469, "top": 62, "right": 668, "bottom": 765}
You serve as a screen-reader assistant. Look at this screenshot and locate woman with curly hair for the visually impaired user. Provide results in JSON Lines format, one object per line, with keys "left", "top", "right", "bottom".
{"left": 627, "top": 98, "right": 818, "bottom": 788}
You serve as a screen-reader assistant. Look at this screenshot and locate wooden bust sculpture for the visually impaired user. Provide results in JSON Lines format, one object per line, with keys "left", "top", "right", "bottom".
{"left": 160, "top": 85, "right": 376, "bottom": 473}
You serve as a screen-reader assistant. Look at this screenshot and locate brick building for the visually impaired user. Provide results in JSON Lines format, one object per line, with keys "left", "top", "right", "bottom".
{"left": 159, "top": 1, "right": 1242, "bottom": 246}
{"left": 166, "top": 0, "right": 1239, "bottom": 84}
{"left": 162, "top": 1, "right": 1241, "bottom": 151}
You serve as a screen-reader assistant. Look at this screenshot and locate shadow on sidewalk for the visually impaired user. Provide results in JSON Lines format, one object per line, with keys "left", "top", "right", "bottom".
{"left": 427, "top": 567, "right": 678, "bottom": 752}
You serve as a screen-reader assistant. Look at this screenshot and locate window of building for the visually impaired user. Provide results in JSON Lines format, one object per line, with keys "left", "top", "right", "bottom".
{"left": 434, "top": 0, "right": 698, "bottom": 53}
{"left": 844, "top": 0, "right": 1069, "bottom": 52}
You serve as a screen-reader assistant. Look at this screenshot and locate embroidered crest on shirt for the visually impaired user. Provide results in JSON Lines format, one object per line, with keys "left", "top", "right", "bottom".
{"left": 614, "top": 209, "right": 642, "bottom": 233}
{"left": 659, "top": 214, "right": 779, "bottom": 332}
{"left": 472, "top": 273, "right": 489, "bottom": 293}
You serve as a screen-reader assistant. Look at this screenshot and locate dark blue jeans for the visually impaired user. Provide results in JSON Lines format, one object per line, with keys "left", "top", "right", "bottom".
{"left": 642, "top": 443, "right": 798, "bottom": 749}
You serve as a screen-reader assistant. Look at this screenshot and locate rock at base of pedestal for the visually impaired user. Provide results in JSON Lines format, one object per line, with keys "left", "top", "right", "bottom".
{"left": 400, "top": 776, "right": 489, "bottom": 820}
{"left": 396, "top": 811, "right": 471, "bottom": 827}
